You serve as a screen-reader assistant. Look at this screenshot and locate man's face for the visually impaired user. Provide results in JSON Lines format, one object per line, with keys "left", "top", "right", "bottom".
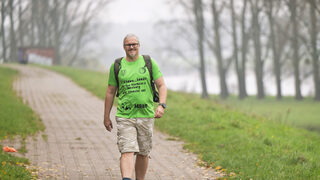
{"left": 123, "top": 37, "right": 140, "bottom": 58}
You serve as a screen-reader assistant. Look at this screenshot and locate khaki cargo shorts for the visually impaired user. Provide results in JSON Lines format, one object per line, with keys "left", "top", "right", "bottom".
{"left": 116, "top": 117, "right": 154, "bottom": 156}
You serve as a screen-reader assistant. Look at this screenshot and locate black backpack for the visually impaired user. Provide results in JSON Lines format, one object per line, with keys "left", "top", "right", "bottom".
{"left": 114, "top": 55, "right": 159, "bottom": 102}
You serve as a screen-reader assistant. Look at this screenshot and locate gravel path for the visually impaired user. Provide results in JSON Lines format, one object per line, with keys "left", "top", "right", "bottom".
{"left": 4, "top": 65, "right": 221, "bottom": 180}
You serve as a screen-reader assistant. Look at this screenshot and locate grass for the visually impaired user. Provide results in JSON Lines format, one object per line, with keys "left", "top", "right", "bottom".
{"left": 0, "top": 67, "right": 44, "bottom": 139}
{"left": 39, "top": 65, "right": 320, "bottom": 179}
{"left": 0, "top": 152, "right": 34, "bottom": 180}
{"left": 0, "top": 66, "right": 44, "bottom": 179}
{"left": 215, "top": 96, "right": 320, "bottom": 133}
{"left": 156, "top": 92, "right": 320, "bottom": 179}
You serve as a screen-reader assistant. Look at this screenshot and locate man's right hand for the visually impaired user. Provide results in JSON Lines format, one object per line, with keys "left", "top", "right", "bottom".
{"left": 104, "top": 117, "right": 113, "bottom": 132}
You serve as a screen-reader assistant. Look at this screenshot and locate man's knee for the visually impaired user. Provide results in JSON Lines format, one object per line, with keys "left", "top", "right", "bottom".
{"left": 121, "top": 152, "right": 134, "bottom": 159}
{"left": 136, "top": 154, "right": 148, "bottom": 159}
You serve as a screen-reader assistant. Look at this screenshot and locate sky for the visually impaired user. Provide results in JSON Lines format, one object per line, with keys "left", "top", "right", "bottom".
{"left": 100, "top": 0, "right": 172, "bottom": 24}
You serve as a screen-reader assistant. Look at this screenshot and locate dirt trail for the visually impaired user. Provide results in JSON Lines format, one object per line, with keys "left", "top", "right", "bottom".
{"left": 4, "top": 65, "right": 221, "bottom": 179}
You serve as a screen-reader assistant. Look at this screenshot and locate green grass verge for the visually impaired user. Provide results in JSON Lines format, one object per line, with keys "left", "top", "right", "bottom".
{"left": 0, "top": 65, "right": 44, "bottom": 179}
{"left": 215, "top": 96, "right": 320, "bottom": 133}
{"left": 0, "top": 152, "right": 34, "bottom": 180}
{"left": 0, "top": 67, "right": 44, "bottom": 139}
{"left": 40, "top": 65, "right": 320, "bottom": 179}
{"left": 157, "top": 92, "right": 320, "bottom": 179}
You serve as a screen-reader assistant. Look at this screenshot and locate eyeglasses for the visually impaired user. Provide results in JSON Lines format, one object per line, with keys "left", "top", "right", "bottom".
{"left": 124, "top": 43, "right": 139, "bottom": 47}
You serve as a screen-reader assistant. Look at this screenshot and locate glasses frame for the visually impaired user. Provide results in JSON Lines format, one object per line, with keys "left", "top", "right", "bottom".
{"left": 124, "top": 43, "right": 139, "bottom": 47}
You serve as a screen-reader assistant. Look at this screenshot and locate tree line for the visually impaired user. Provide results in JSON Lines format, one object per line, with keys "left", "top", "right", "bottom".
{"left": 0, "top": 0, "right": 111, "bottom": 66}
{"left": 162, "top": 0, "right": 320, "bottom": 101}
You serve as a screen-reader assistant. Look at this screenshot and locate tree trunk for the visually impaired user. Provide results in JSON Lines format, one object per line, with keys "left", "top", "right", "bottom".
{"left": 193, "top": 0, "right": 208, "bottom": 98}
{"left": 231, "top": 0, "right": 248, "bottom": 99}
{"left": 30, "top": 0, "right": 38, "bottom": 46}
{"left": 310, "top": 0, "right": 320, "bottom": 101}
{"left": 52, "top": 0, "right": 61, "bottom": 65}
{"left": 267, "top": 0, "right": 282, "bottom": 100}
{"left": 38, "top": 0, "right": 48, "bottom": 46}
{"left": 1, "top": 0, "right": 7, "bottom": 62}
{"left": 251, "top": 1, "right": 264, "bottom": 99}
{"left": 9, "top": 0, "right": 17, "bottom": 61}
{"left": 18, "top": 0, "right": 24, "bottom": 47}
{"left": 212, "top": 0, "right": 228, "bottom": 99}
{"left": 239, "top": 0, "right": 249, "bottom": 99}
{"left": 289, "top": 0, "right": 303, "bottom": 100}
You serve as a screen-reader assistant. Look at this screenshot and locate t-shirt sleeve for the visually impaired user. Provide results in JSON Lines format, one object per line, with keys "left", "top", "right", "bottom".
{"left": 151, "top": 58, "right": 162, "bottom": 80}
{"left": 108, "top": 63, "right": 117, "bottom": 86}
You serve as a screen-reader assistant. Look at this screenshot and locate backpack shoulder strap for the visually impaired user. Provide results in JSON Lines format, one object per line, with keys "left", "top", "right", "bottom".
{"left": 114, "top": 57, "right": 122, "bottom": 97}
{"left": 142, "top": 55, "right": 153, "bottom": 80}
{"left": 143, "top": 55, "right": 159, "bottom": 102}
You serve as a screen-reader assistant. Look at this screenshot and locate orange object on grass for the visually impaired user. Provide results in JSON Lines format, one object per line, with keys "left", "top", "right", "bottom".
{"left": 3, "top": 146, "right": 17, "bottom": 152}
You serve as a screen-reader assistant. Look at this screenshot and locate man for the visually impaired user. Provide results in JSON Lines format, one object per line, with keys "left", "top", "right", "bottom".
{"left": 104, "top": 34, "right": 167, "bottom": 180}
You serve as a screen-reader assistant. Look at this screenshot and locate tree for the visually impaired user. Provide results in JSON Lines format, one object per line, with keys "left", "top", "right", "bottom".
{"left": 17, "top": 0, "right": 26, "bottom": 47}
{"left": 193, "top": 0, "right": 209, "bottom": 98}
{"left": 24, "top": 0, "right": 111, "bottom": 65}
{"left": 1, "top": 0, "right": 7, "bottom": 62}
{"left": 309, "top": 0, "right": 320, "bottom": 101}
{"left": 230, "top": 0, "right": 248, "bottom": 99}
{"left": 288, "top": 0, "right": 303, "bottom": 100}
{"left": 250, "top": 0, "right": 265, "bottom": 99}
{"left": 265, "top": 0, "right": 282, "bottom": 99}
{"left": 8, "top": 0, "right": 17, "bottom": 61}
{"left": 210, "top": 0, "right": 229, "bottom": 99}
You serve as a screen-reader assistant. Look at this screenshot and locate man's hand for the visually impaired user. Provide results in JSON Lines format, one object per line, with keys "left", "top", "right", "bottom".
{"left": 104, "top": 117, "right": 113, "bottom": 132}
{"left": 154, "top": 106, "right": 165, "bottom": 118}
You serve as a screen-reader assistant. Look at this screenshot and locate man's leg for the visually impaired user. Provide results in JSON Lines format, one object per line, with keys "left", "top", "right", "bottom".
{"left": 135, "top": 154, "right": 149, "bottom": 180}
{"left": 120, "top": 152, "right": 135, "bottom": 179}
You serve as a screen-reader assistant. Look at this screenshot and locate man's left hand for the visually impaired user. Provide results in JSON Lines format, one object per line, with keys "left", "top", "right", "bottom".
{"left": 154, "top": 106, "right": 165, "bottom": 118}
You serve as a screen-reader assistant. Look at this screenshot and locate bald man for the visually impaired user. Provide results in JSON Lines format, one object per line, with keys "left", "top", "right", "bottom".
{"left": 104, "top": 34, "right": 167, "bottom": 180}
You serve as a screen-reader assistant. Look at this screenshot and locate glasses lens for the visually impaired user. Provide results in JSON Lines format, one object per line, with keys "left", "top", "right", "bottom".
{"left": 125, "top": 43, "right": 138, "bottom": 47}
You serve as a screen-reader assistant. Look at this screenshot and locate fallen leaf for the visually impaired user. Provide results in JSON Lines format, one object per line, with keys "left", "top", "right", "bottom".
{"left": 3, "top": 146, "right": 17, "bottom": 152}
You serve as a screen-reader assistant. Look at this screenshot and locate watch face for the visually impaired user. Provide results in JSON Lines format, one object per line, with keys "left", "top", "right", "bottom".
{"left": 160, "top": 103, "right": 166, "bottom": 109}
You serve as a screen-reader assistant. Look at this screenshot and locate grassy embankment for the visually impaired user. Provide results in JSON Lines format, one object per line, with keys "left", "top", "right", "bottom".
{"left": 215, "top": 96, "right": 320, "bottom": 133}
{"left": 42, "top": 65, "right": 320, "bottom": 179}
{"left": 0, "top": 66, "right": 44, "bottom": 179}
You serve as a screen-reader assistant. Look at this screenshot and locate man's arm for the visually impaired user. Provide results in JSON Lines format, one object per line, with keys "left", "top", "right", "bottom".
{"left": 104, "top": 85, "right": 117, "bottom": 132}
{"left": 154, "top": 76, "right": 167, "bottom": 118}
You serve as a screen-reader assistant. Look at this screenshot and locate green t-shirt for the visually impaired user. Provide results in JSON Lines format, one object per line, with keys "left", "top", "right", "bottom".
{"left": 108, "top": 55, "right": 162, "bottom": 118}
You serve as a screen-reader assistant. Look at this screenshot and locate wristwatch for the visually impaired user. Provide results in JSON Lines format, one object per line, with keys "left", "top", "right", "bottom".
{"left": 158, "top": 103, "right": 167, "bottom": 109}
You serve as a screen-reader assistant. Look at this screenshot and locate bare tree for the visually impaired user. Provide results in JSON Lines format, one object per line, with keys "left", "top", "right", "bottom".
{"left": 38, "top": 0, "right": 49, "bottom": 46}
{"left": 193, "top": 0, "right": 209, "bottom": 98}
{"left": 288, "top": 0, "right": 303, "bottom": 100}
{"left": 250, "top": 0, "right": 265, "bottom": 99}
{"left": 17, "top": 0, "right": 26, "bottom": 47}
{"left": 17, "top": 0, "right": 112, "bottom": 65}
{"left": 50, "top": 0, "right": 72, "bottom": 65}
{"left": 67, "top": 0, "right": 110, "bottom": 66}
{"left": 309, "top": 0, "right": 320, "bottom": 101}
{"left": 230, "top": 0, "right": 248, "bottom": 99}
{"left": 265, "top": 0, "right": 282, "bottom": 99}
{"left": 9, "top": 0, "right": 17, "bottom": 61}
{"left": 30, "top": 0, "right": 37, "bottom": 46}
{"left": 1, "top": 0, "right": 7, "bottom": 62}
{"left": 210, "top": 0, "right": 229, "bottom": 99}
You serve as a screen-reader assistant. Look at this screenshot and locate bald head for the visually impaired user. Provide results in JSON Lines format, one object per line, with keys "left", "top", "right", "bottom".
{"left": 123, "top": 34, "right": 140, "bottom": 45}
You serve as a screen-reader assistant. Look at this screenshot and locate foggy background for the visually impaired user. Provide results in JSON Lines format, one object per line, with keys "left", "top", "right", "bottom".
{"left": 1, "top": 0, "right": 320, "bottom": 99}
